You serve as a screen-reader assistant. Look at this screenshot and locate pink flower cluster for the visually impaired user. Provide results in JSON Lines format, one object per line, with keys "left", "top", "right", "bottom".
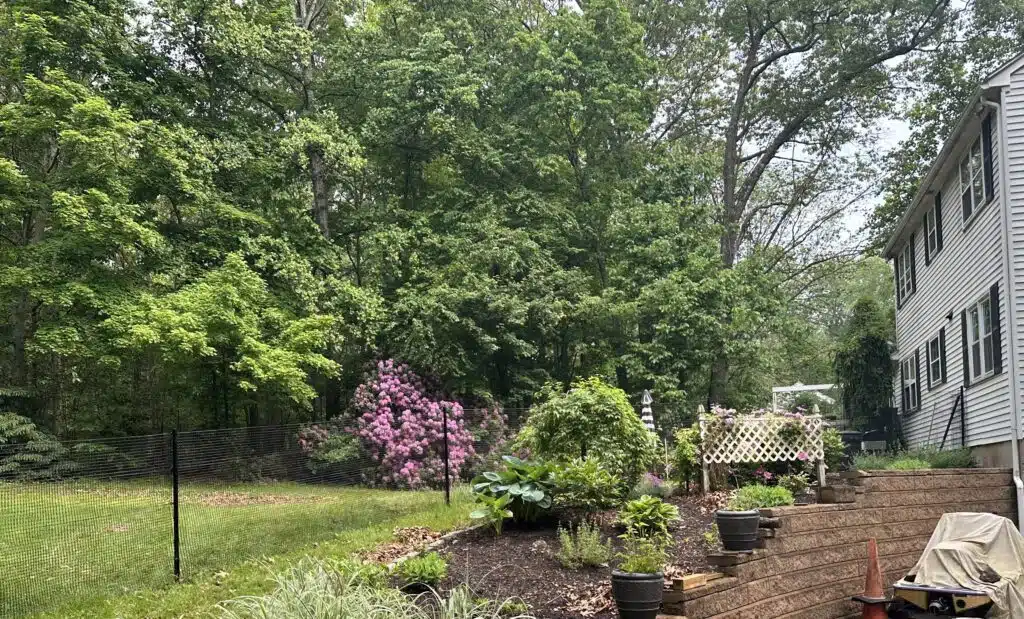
{"left": 350, "top": 359, "right": 474, "bottom": 489}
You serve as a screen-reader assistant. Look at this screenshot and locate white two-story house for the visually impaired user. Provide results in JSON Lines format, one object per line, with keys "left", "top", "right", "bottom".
{"left": 884, "top": 52, "right": 1024, "bottom": 477}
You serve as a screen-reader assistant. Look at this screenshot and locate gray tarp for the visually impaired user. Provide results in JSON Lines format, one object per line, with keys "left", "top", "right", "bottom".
{"left": 896, "top": 512, "right": 1024, "bottom": 619}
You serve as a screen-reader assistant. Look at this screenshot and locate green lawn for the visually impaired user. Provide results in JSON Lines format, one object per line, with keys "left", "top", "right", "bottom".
{"left": 0, "top": 479, "right": 471, "bottom": 618}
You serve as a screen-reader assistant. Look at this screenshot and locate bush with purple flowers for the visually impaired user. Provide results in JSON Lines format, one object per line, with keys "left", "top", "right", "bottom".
{"left": 350, "top": 359, "right": 475, "bottom": 488}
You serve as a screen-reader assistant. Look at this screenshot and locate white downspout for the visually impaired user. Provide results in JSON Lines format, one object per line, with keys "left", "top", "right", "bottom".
{"left": 982, "top": 96, "right": 1024, "bottom": 529}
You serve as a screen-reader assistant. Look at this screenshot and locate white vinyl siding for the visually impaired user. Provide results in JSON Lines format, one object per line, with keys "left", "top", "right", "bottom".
{"left": 1004, "top": 68, "right": 1024, "bottom": 442}
{"left": 894, "top": 109, "right": 1009, "bottom": 448}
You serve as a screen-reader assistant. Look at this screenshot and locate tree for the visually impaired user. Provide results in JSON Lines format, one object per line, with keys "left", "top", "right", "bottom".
{"left": 833, "top": 298, "right": 894, "bottom": 429}
{"left": 649, "top": 0, "right": 954, "bottom": 404}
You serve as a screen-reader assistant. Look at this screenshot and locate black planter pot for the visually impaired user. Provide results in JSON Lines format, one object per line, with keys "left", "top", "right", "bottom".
{"left": 610, "top": 570, "right": 664, "bottom": 619}
{"left": 716, "top": 509, "right": 760, "bottom": 551}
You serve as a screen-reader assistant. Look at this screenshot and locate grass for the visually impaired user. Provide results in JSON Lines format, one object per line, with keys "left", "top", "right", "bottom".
{"left": 0, "top": 479, "right": 471, "bottom": 618}
{"left": 852, "top": 447, "right": 975, "bottom": 471}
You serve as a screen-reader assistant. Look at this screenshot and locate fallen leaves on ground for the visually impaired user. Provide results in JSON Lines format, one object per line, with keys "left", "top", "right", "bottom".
{"left": 360, "top": 527, "right": 442, "bottom": 564}
{"left": 561, "top": 582, "right": 613, "bottom": 618}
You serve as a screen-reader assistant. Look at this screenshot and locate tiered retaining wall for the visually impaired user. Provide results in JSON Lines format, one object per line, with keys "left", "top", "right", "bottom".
{"left": 665, "top": 468, "right": 1016, "bottom": 619}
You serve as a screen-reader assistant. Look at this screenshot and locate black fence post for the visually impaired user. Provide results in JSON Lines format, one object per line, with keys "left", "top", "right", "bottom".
{"left": 442, "top": 405, "right": 451, "bottom": 506}
{"left": 171, "top": 430, "right": 181, "bottom": 582}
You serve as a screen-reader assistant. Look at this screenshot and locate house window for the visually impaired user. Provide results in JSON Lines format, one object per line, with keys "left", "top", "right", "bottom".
{"left": 925, "top": 211, "right": 938, "bottom": 256}
{"left": 967, "top": 295, "right": 995, "bottom": 380}
{"left": 896, "top": 242, "right": 914, "bottom": 304}
{"left": 924, "top": 192, "right": 943, "bottom": 264}
{"left": 901, "top": 355, "right": 919, "bottom": 412}
{"left": 926, "top": 330, "right": 946, "bottom": 388}
{"left": 961, "top": 138, "right": 985, "bottom": 222}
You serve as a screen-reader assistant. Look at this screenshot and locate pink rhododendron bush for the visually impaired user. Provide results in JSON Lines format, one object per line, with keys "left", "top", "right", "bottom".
{"left": 351, "top": 359, "right": 475, "bottom": 488}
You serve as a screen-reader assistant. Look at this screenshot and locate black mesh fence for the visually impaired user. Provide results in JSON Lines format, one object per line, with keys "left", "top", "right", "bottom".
{"left": 0, "top": 412, "right": 520, "bottom": 617}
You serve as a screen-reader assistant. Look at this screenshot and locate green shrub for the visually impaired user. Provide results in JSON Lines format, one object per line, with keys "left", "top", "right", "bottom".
{"left": 913, "top": 447, "right": 975, "bottom": 469}
{"left": 629, "top": 472, "right": 677, "bottom": 500}
{"left": 0, "top": 413, "right": 73, "bottom": 480}
{"left": 852, "top": 452, "right": 892, "bottom": 470}
{"left": 616, "top": 530, "right": 668, "bottom": 574}
{"left": 885, "top": 457, "right": 931, "bottom": 470}
{"left": 672, "top": 425, "right": 700, "bottom": 487}
{"left": 471, "top": 456, "right": 555, "bottom": 523}
{"left": 396, "top": 552, "right": 448, "bottom": 587}
{"left": 551, "top": 457, "right": 622, "bottom": 513}
{"left": 822, "top": 427, "right": 846, "bottom": 470}
{"left": 776, "top": 473, "right": 809, "bottom": 496}
{"left": 515, "top": 378, "right": 657, "bottom": 491}
{"left": 556, "top": 521, "right": 611, "bottom": 569}
{"left": 470, "top": 494, "right": 513, "bottom": 535}
{"left": 853, "top": 448, "right": 971, "bottom": 471}
{"left": 617, "top": 495, "right": 680, "bottom": 538}
{"left": 726, "top": 484, "right": 794, "bottom": 511}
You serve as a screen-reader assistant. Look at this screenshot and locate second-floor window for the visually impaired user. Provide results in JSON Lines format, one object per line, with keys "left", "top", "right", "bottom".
{"left": 967, "top": 294, "right": 995, "bottom": 380}
{"left": 924, "top": 192, "right": 943, "bottom": 264}
{"left": 960, "top": 137, "right": 984, "bottom": 222}
{"left": 896, "top": 240, "right": 916, "bottom": 305}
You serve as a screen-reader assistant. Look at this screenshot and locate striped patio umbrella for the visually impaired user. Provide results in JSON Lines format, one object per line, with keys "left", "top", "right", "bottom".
{"left": 640, "top": 389, "right": 655, "bottom": 432}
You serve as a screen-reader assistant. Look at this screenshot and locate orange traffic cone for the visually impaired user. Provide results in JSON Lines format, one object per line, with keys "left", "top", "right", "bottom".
{"left": 851, "top": 538, "right": 890, "bottom": 619}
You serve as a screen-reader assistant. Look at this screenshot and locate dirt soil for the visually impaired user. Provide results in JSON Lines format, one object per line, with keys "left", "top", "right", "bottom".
{"left": 437, "top": 494, "right": 722, "bottom": 619}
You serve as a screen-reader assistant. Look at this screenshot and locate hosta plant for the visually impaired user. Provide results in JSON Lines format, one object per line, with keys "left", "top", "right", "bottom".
{"left": 470, "top": 493, "right": 514, "bottom": 536}
{"left": 471, "top": 456, "right": 555, "bottom": 523}
{"left": 396, "top": 552, "right": 448, "bottom": 587}
{"left": 617, "top": 495, "right": 680, "bottom": 539}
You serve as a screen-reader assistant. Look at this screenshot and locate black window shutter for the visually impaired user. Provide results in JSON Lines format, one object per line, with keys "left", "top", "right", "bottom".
{"left": 909, "top": 234, "right": 917, "bottom": 294}
{"left": 923, "top": 213, "right": 931, "bottom": 265}
{"left": 991, "top": 283, "right": 1003, "bottom": 374}
{"left": 900, "top": 362, "right": 907, "bottom": 412}
{"left": 935, "top": 191, "right": 944, "bottom": 252}
{"left": 914, "top": 349, "right": 922, "bottom": 409}
{"left": 961, "top": 310, "right": 971, "bottom": 387}
{"left": 939, "top": 327, "right": 948, "bottom": 383}
{"left": 983, "top": 114, "right": 995, "bottom": 202}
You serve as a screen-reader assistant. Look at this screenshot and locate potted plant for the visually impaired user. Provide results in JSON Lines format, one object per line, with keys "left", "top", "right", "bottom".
{"left": 610, "top": 528, "right": 668, "bottom": 619}
{"left": 715, "top": 484, "right": 794, "bottom": 551}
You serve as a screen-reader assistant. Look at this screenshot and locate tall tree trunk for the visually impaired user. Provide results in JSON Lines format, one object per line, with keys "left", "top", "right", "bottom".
{"left": 10, "top": 292, "right": 30, "bottom": 387}
{"left": 308, "top": 145, "right": 330, "bottom": 239}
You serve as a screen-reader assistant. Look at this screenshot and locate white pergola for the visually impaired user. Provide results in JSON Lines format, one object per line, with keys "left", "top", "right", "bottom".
{"left": 771, "top": 382, "right": 835, "bottom": 413}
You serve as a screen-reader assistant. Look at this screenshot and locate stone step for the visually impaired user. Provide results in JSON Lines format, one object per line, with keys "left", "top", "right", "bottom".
{"left": 680, "top": 549, "right": 918, "bottom": 617}
{"left": 772, "top": 500, "right": 1015, "bottom": 533}
{"left": 763, "top": 503, "right": 1015, "bottom": 554}
{"left": 855, "top": 485, "right": 1012, "bottom": 508}
{"left": 721, "top": 535, "right": 929, "bottom": 582}
{"left": 697, "top": 566, "right": 906, "bottom": 619}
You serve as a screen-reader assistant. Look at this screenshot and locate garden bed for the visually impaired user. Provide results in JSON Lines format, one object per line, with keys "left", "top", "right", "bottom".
{"left": 435, "top": 494, "right": 718, "bottom": 619}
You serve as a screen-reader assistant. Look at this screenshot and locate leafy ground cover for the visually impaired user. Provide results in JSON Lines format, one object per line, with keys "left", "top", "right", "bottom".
{"left": 436, "top": 495, "right": 718, "bottom": 619}
{"left": 1, "top": 480, "right": 471, "bottom": 618}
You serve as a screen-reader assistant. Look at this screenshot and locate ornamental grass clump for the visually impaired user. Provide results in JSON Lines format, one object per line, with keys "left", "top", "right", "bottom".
{"left": 351, "top": 360, "right": 475, "bottom": 488}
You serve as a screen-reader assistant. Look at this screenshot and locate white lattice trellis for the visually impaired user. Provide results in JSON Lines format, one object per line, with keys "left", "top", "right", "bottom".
{"left": 699, "top": 415, "right": 827, "bottom": 492}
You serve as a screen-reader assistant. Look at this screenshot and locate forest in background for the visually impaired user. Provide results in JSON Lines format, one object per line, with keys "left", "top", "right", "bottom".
{"left": 1, "top": 0, "right": 1018, "bottom": 437}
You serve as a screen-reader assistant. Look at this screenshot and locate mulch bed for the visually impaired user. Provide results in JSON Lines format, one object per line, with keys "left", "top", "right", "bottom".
{"left": 436, "top": 494, "right": 723, "bottom": 619}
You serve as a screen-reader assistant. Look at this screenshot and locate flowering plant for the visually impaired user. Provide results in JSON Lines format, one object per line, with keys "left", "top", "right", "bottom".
{"left": 777, "top": 410, "right": 809, "bottom": 445}
{"left": 350, "top": 359, "right": 475, "bottom": 488}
